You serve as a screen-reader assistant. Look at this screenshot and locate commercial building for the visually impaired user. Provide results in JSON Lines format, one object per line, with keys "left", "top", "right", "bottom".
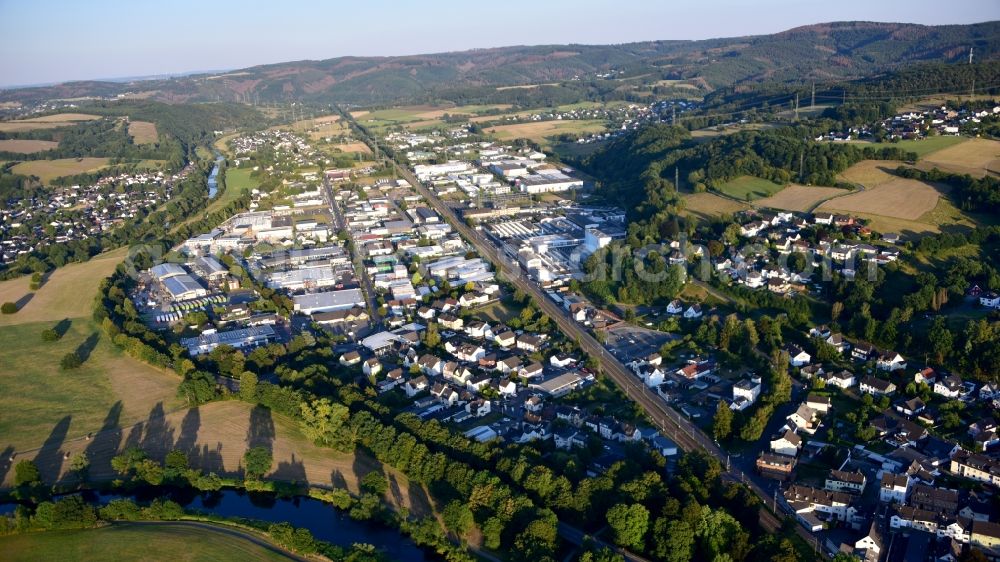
{"left": 293, "top": 289, "right": 366, "bottom": 315}
{"left": 182, "top": 325, "right": 277, "bottom": 355}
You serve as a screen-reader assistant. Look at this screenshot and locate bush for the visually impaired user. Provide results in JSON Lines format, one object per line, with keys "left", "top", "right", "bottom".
{"left": 1, "top": 302, "right": 17, "bottom": 314}
{"left": 41, "top": 329, "right": 61, "bottom": 342}
{"left": 60, "top": 352, "right": 83, "bottom": 370}
{"left": 14, "top": 460, "right": 40, "bottom": 487}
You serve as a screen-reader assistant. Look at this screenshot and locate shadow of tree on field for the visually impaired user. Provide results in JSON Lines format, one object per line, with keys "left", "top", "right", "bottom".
{"left": 330, "top": 469, "right": 348, "bottom": 490}
{"left": 54, "top": 318, "right": 72, "bottom": 338}
{"left": 33, "top": 415, "right": 71, "bottom": 484}
{"left": 173, "top": 407, "right": 201, "bottom": 454}
{"left": 273, "top": 453, "right": 307, "bottom": 486}
{"left": 0, "top": 445, "right": 15, "bottom": 485}
{"left": 75, "top": 332, "right": 100, "bottom": 363}
{"left": 14, "top": 293, "right": 33, "bottom": 310}
{"left": 84, "top": 401, "right": 123, "bottom": 481}
{"left": 192, "top": 443, "right": 225, "bottom": 475}
{"left": 139, "top": 402, "right": 176, "bottom": 459}
{"left": 246, "top": 406, "right": 275, "bottom": 453}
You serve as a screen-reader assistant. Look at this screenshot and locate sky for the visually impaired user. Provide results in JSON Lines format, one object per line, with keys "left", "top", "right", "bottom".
{"left": 1, "top": 0, "right": 998, "bottom": 88}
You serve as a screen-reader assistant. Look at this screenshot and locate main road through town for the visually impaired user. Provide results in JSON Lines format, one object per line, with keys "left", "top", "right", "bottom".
{"left": 343, "top": 111, "right": 827, "bottom": 560}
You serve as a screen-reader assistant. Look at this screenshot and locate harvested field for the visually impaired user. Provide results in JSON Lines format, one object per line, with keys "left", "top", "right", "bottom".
{"left": 919, "top": 138, "right": 1000, "bottom": 177}
{"left": 756, "top": 185, "right": 846, "bottom": 212}
{"left": 817, "top": 177, "right": 941, "bottom": 220}
{"left": 838, "top": 160, "right": 900, "bottom": 187}
{"left": 0, "top": 247, "right": 128, "bottom": 326}
{"left": 127, "top": 120, "right": 158, "bottom": 143}
{"left": 0, "top": 113, "right": 100, "bottom": 132}
{"left": 849, "top": 136, "right": 967, "bottom": 158}
{"left": 486, "top": 119, "right": 607, "bottom": 146}
{"left": 11, "top": 157, "right": 110, "bottom": 183}
{"left": 0, "top": 139, "right": 58, "bottom": 153}
{"left": 682, "top": 192, "right": 749, "bottom": 221}
{"left": 329, "top": 142, "right": 371, "bottom": 154}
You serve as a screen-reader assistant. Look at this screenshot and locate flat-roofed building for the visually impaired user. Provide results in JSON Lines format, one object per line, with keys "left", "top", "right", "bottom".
{"left": 293, "top": 289, "right": 366, "bottom": 315}
{"left": 528, "top": 371, "right": 586, "bottom": 397}
{"left": 163, "top": 274, "right": 208, "bottom": 301}
{"left": 182, "top": 325, "right": 277, "bottom": 355}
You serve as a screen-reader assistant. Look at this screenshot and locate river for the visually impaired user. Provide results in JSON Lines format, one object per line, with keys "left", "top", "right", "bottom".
{"left": 207, "top": 152, "right": 224, "bottom": 199}
{"left": 1, "top": 489, "right": 430, "bottom": 561}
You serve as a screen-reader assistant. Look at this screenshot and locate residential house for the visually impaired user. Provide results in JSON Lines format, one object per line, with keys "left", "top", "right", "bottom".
{"left": 784, "top": 344, "right": 812, "bottom": 367}
{"left": 950, "top": 449, "right": 1000, "bottom": 487}
{"left": 340, "top": 351, "right": 361, "bottom": 366}
{"left": 877, "top": 350, "right": 907, "bottom": 372}
{"left": 824, "top": 370, "right": 856, "bottom": 389}
{"left": 787, "top": 404, "right": 820, "bottom": 434}
{"left": 771, "top": 429, "right": 802, "bottom": 457}
{"left": 895, "top": 397, "right": 926, "bottom": 417}
{"left": 825, "top": 470, "right": 866, "bottom": 494}
{"left": 934, "top": 375, "right": 963, "bottom": 399}
{"left": 880, "top": 473, "right": 910, "bottom": 504}
{"left": 757, "top": 453, "right": 797, "bottom": 480}
{"left": 853, "top": 341, "right": 879, "bottom": 362}
{"left": 683, "top": 304, "right": 703, "bottom": 319}
{"left": 805, "top": 394, "right": 832, "bottom": 414}
{"left": 860, "top": 375, "right": 896, "bottom": 396}
{"left": 404, "top": 375, "right": 429, "bottom": 397}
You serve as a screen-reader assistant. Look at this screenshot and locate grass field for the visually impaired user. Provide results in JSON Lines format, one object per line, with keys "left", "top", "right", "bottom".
{"left": 681, "top": 192, "right": 750, "bottom": 221}
{"left": 3, "top": 399, "right": 434, "bottom": 516}
{"left": 0, "top": 318, "right": 183, "bottom": 453}
{"left": 918, "top": 138, "right": 1000, "bottom": 177}
{"left": 716, "top": 176, "right": 786, "bottom": 200}
{"left": 0, "top": 524, "right": 294, "bottom": 561}
{"left": 0, "top": 247, "right": 128, "bottom": 326}
{"left": 0, "top": 113, "right": 99, "bottom": 133}
{"left": 851, "top": 135, "right": 967, "bottom": 158}
{"left": 838, "top": 160, "right": 900, "bottom": 187}
{"left": 0, "top": 139, "right": 58, "bottom": 153}
{"left": 756, "top": 184, "right": 847, "bottom": 212}
{"left": 486, "top": 119, "right": 607, "bottom": 147}
{"left": 11, "top": 157, "right": 110, "bottom": 183}
{"left": 127, "top": 120, "right": 158, "bottom": 144}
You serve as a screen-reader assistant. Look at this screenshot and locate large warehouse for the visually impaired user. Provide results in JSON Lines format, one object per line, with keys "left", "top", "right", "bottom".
{"left": 163, "top": 274, "right": 208, "bottom": 301}
{"left": 293, "top": 289, "right": 366, "bottom": 315}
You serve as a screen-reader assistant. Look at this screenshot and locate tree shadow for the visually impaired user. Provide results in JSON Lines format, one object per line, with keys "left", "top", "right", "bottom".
{"left": 0, "top": 445, "right": 14, "bottom": 485}
{"left": 173, "top": 407, "right": 201, "bottom": 453}
{"left": 272, "top": 453, "right": 307, "bottom": 485}
{"left": 84, "top": 402, "right": 123, "bottom": 481}
{"left": 14, "top": 293, "right": 33, "bottom": 310}
{"left": 139, "top": 402, "right": 174, "bottom": 456}
{"left": 54, "top": 318, "right": 72, "bottom": 338}
{"left": 407, "top": 479, "right": 434, "bottom": 518}
{"left": 191, "top": 443, "right": 225, "bottom": 475}
{"left": 33, "top": 415, "right": 71, "bottom": 484}
{"left": 75, "top": 332, "right": 100, "bottom": 363}
{"left": 330, "top": 469, "right": 348, "bottom": 490}
{"left": 246, "top": 406, "right": 275, "bottom": 453}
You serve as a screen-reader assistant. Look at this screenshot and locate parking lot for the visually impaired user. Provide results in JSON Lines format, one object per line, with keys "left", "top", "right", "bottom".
{"left": 603, "top": 324, "right": 676, "bottom": 362}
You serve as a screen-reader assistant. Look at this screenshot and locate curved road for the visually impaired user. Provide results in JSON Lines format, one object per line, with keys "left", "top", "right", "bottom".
{"left": 344, "top": 111, "right": 827, "bottom": 560}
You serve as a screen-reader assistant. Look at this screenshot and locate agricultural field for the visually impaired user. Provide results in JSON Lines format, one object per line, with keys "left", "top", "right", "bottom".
{"left": 11, "top": 157, "right": 110, "bottom": 183}
{"left": 0, "top": 318, "right": 183, "bottom": 453}
{"left": 0, "top": 247, "right": 128, "bottom": 326}
{"left": 681, "top": 192, "right": 750, "bottom": 222}
{"left": 0, "top": 524, "right": 294, "bottom": 562}
{"left": 328, "top": 141, "right": 371, "bottom": 154}
{"left": 817, "top": 177, "right": 942, "bottom": 220}
{"left": 127, "top": 120, "right": 158, "bottom": 144}
{"left": 0, "top": 139, "right": 59, "bottom": 153}
{"left": 918, "top": 138, "right": 1000, "bottom": 177}
{"left": 715, "top": 175, "right": 786, "bottom": 200}
{"left": 3, "top": 399, "right": 433, "bottom": 517}
{"left": 0, "top": 112, "right": 99, "bottom": 133}
{"left": 485, "top": 119, "right": 607, "bottom": 147}
{"left": 838, "top": 160, "right": 900, "bottom": 187}
{"left": 850, "top": 135, "right": 967, "bottom": 158}
{"left": 756, "top": 184, "right": 847, "bottom": 212}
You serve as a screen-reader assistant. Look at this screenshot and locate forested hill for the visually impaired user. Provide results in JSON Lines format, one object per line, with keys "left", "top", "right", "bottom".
{"left": 579, "top": 124, "right": 916, "bottom": 237}
{"left": 2, "top": 20, "right": 999, "bottom": 106}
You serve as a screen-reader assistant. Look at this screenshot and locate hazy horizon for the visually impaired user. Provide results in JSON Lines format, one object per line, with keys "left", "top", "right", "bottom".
{"left": 2, "top": 0, "right": 999, "bottom": 88}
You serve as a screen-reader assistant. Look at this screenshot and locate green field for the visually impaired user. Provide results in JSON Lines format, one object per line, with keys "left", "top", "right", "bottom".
{"left": 0, "top": 319, "right": 183, "bottom": 452}
{"left": 0, "top": 523, "right": 294, "bottom": 561}
{"left": 854, "top": 135, "right": 967, "bottom": 158}
{"left": 716, "top": 176, "right": 786, "bottom": 200}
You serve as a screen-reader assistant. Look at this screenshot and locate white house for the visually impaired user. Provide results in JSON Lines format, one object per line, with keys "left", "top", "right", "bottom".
{"left": 770, "top": 429, "right": 802, "bottom": 457}
{"left": 733, "top": 378, "right": 762, "bottom": 405}
{"left": 934, "top": 375, "right": 963, "bottom": 399}
{"left": 666, "top": 300, "right": 684, "bottom": 315}
{"left": 876, "top": 351, "right": 907, "bottom": 372}
{"left": 980, "top": 292, "right": 1000, "bottom": 308}
{"left": 683, "top": 304, "right": 703, "bottom": 319}
{"left": 785, "top": 345, "right": 811, "bottom": 367}
{"left": 879, "top": 473, "right": 910, "bottom": 504}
